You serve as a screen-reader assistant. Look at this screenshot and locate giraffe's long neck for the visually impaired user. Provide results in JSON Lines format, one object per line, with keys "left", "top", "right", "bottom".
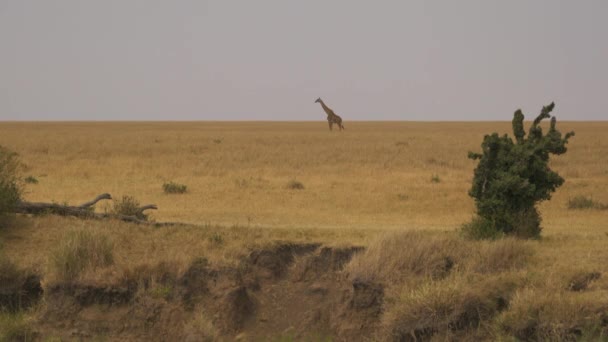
{"left": 318, "top": 100, "right": 333, "bottom": 116}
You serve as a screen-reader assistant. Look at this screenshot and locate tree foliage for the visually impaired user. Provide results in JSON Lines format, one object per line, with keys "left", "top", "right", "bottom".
{"left": 0, "top": 145, "right": 21, "bottom": 226}
{"left": 466, "top": 103, "right": 574, "bottom": 239}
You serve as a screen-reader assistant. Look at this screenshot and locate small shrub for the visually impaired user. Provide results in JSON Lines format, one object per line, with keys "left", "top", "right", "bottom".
{"left": 112, "top": 195, "right": 147, "bottom": 220}
{"left": 163, "top": 181, "right": 187, "bottom": 194}
{"left": 208, "top": 232, "right": 224, "bottom": 245}
{"left": 431, "top": 174, "right": 441, "bottom": 183}
{"left": 461, "top": 217, "right": 503, "bottom": 240}
{"left": 461, "top": 212, "right": 541, "bottom": 240}
{"left": 51, "top": 230, "right": 114, "bottom": 282}
{"left": 286, "top": 179, "right": 304, "bottom": 190}
{"left": 24, "top": 176, "right": 38, "bottom": 184}
{"left": 568, "top": 196, "right": 607, "bottom": 210}
{"left": 397, "top": 193, "right": 409, "bottom": 201}
{"left": 0, "top": 146, "right": 21, "bottom": 225}
{"left": 182, "top": 311, "right": 218, "bottom": 342}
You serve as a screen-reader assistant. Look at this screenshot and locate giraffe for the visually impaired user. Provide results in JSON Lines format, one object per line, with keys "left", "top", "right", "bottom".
{"left": 315, "top": 98, "right": 345, "bottom": 131}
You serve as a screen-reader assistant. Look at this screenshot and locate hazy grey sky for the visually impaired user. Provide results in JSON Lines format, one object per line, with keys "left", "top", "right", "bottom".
{"left": 1, "top": 1, "right": 606, "bottom": 121}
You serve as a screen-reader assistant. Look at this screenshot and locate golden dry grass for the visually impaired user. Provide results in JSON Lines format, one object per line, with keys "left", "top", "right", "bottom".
{"left": 1, "top": 121, "right": 608, "bottom": 339}
{"left": 1, "top": 121, "right": 606, "bottom": 232}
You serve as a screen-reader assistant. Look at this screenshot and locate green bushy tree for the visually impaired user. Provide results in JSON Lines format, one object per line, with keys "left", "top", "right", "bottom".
{"left": 465, "top": 103, "right": 574, "bottom": 239}
{"left": 0, "top": 145, "right": 21, "bottom": 226}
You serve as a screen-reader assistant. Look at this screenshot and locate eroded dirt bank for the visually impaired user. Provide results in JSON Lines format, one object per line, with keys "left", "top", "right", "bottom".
{"left": 5, "top": 243, "right": 382, "bottom": 341}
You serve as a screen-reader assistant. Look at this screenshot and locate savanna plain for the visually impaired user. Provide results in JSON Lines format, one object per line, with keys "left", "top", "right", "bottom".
{"left": 1, "top": 121, "right": 608, "bottom": 341}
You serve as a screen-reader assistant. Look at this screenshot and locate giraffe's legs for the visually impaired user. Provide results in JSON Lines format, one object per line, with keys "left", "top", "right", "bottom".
{"left": 328, "top": 121, "right": 333, "bottom": 131}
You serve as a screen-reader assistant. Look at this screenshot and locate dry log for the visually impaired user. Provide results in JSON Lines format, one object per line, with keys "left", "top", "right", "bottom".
{"left": 77, "top": 193, "right": 112, "bottom": 209}
{"left": 14, "top": 193, "right": 161, "bottom": 225}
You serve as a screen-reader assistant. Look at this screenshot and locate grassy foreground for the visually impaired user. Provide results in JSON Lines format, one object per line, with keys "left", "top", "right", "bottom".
{"left": 1, "top": 121, "right": 608, "bottom": 340}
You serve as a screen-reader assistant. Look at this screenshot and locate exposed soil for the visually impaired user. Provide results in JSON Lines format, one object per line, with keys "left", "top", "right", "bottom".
{"left": 22, "top": 243, "right": 385, "bottom": 341}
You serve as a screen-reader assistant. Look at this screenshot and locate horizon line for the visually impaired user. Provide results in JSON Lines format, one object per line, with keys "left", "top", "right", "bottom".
{"left": 2, "top": 119, "right": 606, "bottom": 123}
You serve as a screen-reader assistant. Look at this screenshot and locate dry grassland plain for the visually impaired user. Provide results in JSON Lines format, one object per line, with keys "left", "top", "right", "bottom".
{"left": 2, "top": 121, "right": 606, "bottom": 231}
{"left": 1, "top": 120, "right": 608, "bottom": 340}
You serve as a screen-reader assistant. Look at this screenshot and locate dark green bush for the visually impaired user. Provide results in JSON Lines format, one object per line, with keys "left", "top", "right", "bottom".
{"left": 163, "top": 181, "right": 187, "bottom": 194}
{"left": 0, "top": 146, "right": 21, "bottom": 226}
{"left": 467, "top": 103, "right": 574, "bottom": 239}
{"left": 567, "top": 196, "right": 607, "bottom": 210}
{"left": 24, "top": 176, "right": 38, "bottom": 184}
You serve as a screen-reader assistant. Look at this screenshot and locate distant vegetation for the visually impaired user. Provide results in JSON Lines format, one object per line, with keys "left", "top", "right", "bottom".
{"left": 568, "top": 195, "right": 608, "bottom": 210}
{"left": 286, "top": 179, "right": 305, "bottom": 190}
{"left": 24, "top": 176, "right": 38, "bottom": 184}
{"left": 113, "top": 195, "right": 149, "bottom": 220}
{"left": 163, "top": 181, "right": 187, "bottom": 194}
{"left": 0, "top": 146, "right": 21, "bottom": 226}
{"left": 465, "top": 103, "right": 575, "bottom": 239}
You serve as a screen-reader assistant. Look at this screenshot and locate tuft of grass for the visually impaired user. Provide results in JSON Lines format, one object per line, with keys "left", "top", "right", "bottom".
{"left": 50, "top": 229, "right": 114, "bottom": 282}
{"left": 0, "top": 312, "right": 34, "bottom": 342}
{"left": 24, "top": 175, "right": 39, "bottom": 184}
{"left": 383, "top": 274, "right": 520, "bottom": 341}
{"left": 182, "top": 311, "right": 218, "bottom": 342}
{"left": 347, "top": 231, "right": 534, "bottom": 286}
{"left": 469, "top": 238, "right": 533, "bottom": 274}
{"left": 431, "top": 174, "right": 441, "bottom": 183}
{"left": 112, "top": 195, "right": 147, "bottom": 220}
{"left": 568, "top": 195, "right": 608, "bottom": 210}
{"left": 498, "top": 289, "right": 608, "bottom": 341}
{"left": 346, "top": 231, "right": 466, "bottom": 284}
{"left": 208, "top": 232, "right": 224, "bottom": 246}
{"left": 565, "top": 270, "right": 601, "bottom": 292}
{"left": 286, "top": 179, "right": 304, "bottom": 190}
{"left": 163, "top": 181, "right": 187, "bottom": 194}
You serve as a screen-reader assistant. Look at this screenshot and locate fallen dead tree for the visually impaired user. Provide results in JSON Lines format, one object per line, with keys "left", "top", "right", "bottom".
{"left": 15, "top": 193, "right": 183, "bottom": 226}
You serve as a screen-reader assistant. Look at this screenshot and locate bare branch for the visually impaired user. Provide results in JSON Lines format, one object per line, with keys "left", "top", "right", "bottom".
{"left": 13, "top": 193, "right": 177, "bottom": 226}
{"left": 77, "top": 193, "right": 112, "bottom": 209}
